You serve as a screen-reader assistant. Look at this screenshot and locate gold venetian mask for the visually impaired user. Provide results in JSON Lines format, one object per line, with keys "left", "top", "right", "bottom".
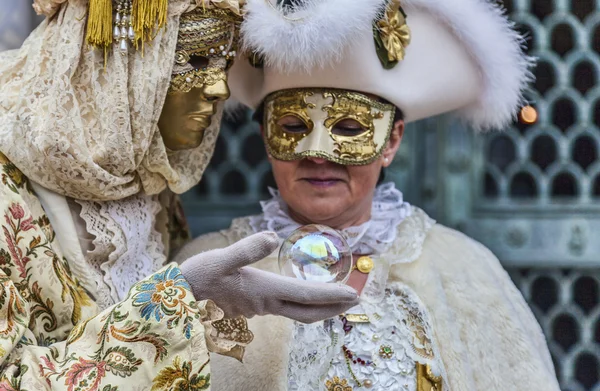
{"left": 158, "top": 7, "right": 241, "bottom": 151}
{"left": 263, "top": 88, "right": 396, "bottom": 165}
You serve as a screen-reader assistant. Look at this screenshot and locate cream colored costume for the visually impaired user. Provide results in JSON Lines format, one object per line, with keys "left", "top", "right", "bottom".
{"left": 0, "top": 0, "right": 250, "bottom": 389}
{"left": 193, "top": 184, "right": 560, "bottom": 390}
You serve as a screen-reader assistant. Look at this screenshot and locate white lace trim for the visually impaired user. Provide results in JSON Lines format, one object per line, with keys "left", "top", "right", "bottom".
{"left": 76, "top": 193, "right": 167, "bottom": 308}
{"left": 287, "top": 284, "right": 448, "bottom": 391}
{"left": 250, "top": 183, "right": 413, "bottom": 255}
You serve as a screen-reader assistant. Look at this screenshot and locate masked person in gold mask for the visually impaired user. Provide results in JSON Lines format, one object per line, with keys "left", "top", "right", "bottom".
{"left": 0, "top": 0, "right": 359, "bottom": 389}
{"left": 175, "top": 0, "right": 561, "bottom": 390}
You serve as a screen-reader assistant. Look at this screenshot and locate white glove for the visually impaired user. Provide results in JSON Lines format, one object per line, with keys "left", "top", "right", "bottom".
{"left": 179, "top": 232, "right": 359, "bottom": 323}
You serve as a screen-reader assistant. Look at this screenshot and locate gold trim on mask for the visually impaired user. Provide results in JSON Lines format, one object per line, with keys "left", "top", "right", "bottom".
{"left": 264, "top": 88, "right": 395, "bottom": 166}
{"left": 170, "top": 6, "right": 241, "bottom": 93}
{"left": 266, "top": 91, "right": 316, "bottom": 154}
{"left": 323, "top": 91, "right": 386, "bottom": 161}
{"left": 169, "top": 67, "right": 227, "bottom": 93}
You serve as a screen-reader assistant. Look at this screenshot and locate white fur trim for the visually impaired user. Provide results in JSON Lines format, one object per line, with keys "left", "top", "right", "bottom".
{"left": 241, "top": 0, "right": 388, "bottom": 72}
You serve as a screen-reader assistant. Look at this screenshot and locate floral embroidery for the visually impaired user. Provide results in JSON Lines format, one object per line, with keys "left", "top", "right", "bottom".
{"left": 0, "top": 154, "right": 217, "bottom": 390}
{"left": 0, "top": 153, "right": 31, "bottom": 195}
{"left": 64, "top": 358, "right": 107, "bottom": 391}
{"left": 132, "top": 266, "right": 198, "bottom": 339}
{"left": 0, "top": 278, "right": 29, "bottom": 340}
{"left": 151, "top": 356, "right": 210, "bottom": 391}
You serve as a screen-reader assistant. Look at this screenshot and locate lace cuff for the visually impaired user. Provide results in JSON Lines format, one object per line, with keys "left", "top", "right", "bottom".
{"left": 198, "top": 300, "right": 254, "bottom": 362}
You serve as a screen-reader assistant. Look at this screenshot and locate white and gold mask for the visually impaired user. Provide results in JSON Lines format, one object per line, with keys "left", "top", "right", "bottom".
{"left": 263, "top": 88, "right": 396, "bottom": 165}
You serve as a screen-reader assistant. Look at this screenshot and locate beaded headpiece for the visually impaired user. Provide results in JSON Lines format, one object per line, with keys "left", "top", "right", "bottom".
{"left": 170, "top": 6, "right": 242, "bottom": 93}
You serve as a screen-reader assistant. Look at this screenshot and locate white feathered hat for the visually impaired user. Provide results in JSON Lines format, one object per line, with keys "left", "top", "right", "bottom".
{"left": 228, "top": 0, "right": 533, "bottom": 130}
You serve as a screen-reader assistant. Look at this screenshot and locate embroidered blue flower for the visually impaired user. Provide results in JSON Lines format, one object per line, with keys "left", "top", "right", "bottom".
{"left": 132, "top": 266, "right": 193, "bottom": 323}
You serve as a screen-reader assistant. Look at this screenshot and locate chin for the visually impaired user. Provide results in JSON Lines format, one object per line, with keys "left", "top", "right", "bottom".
{"left": 297, "top": 204, "right": 345, "bottom": 224}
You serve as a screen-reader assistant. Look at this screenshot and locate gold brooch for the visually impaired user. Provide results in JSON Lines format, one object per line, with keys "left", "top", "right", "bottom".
{"left": 379, "top": 345, "right": 394, "bottom": 359}
{"left": 325, "top": 376, "right": 353, "bottom": 391}
{"left": 352, "top": 256, "right": 374, "bottom": 274}
{"left": 374, "top": 0, "right": 411, "bottom": 69}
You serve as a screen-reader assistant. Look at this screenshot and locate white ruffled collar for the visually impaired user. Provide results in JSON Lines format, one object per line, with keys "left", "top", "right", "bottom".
{"left": 249, "top": 182, "right": 413, "bottom": 255}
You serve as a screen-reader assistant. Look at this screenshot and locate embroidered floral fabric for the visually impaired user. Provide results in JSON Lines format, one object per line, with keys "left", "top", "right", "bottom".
{"left": 0, "top": 152, "right": 249, "bottom": 389}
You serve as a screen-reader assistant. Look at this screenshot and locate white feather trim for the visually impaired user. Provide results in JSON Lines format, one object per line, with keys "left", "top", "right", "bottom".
{"left": 402, "top": 0, "right": 535, "bottom": 130}
{"left": 241, "top": 0, "right": 388, "bottom": 73}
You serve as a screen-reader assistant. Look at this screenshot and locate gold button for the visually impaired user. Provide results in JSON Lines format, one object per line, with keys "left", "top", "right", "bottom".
{"left": 356, "top": 256, "right": 374, "bottom": 273}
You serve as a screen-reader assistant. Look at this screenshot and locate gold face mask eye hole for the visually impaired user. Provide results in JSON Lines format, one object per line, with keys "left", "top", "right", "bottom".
{"left": 329, "top": 118, "right": 369, "bottom": 138}
{"left": 276, "top": 114, "right": 314, "bottom": 135}
{"left": 188, "top": 55, "right": 210, "bottom": 70}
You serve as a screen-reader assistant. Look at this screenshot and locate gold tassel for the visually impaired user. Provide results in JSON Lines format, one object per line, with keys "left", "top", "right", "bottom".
{"left": 132, "top": 0, "right": 169, "bottom": 50}
{"left": 85, "top": 0, "right": 113, "bottom": 49}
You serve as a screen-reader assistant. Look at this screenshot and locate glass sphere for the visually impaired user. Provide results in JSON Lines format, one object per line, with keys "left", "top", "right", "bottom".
{"left": 279, "top": 224, "right": 353, "bottom": 283}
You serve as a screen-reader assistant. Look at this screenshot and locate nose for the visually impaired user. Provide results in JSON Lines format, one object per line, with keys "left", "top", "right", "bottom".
{"left": 202, "top": 77, "right": 230, "bottom": 103}
{"left": 306, "top": 156, "right": 327, "bottom": 164}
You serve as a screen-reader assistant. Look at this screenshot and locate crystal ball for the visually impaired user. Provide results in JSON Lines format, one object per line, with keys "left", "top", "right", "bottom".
{"left": 278, "top": 224, "right": 353, "bottom": 283}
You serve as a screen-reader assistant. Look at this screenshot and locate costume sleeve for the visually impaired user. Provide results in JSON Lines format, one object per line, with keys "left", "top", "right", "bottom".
{"left": 0, "top": 264, "right": 214, "bottom": 391}
{"left": 416, "top": 225, "right": 561, "bottom": 391}
{"left": 0, "top": 152, "right": 250, "bottom": 390}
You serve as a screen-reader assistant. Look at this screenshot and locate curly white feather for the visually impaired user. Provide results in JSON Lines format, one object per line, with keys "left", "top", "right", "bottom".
{"left": 241, "top": 0, "right": 388, "bottom": 73}
{"left": 402, "top": 0, "right": 535, "bottom": 130}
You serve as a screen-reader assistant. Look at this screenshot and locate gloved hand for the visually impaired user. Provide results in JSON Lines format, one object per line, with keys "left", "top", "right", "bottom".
{"left": 179, "top": 232, "right": 359, "bottom": 324}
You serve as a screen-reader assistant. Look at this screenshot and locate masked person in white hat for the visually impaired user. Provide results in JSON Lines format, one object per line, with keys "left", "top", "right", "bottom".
{"left": 0, "top": 0, "right": 360, "bottom": 389}
{"left": 174, "top": 0, "right": 561, "bottom": 389}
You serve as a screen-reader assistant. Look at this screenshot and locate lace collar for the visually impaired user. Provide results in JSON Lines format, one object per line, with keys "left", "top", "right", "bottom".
{"left": 249, "top": 182, "right": 412, "bottom": 255}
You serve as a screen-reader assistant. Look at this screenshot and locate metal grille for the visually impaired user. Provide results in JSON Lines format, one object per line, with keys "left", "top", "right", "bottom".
{"left": 471, "top": 1, "right": 600, "bottom": 390}
{"left": 509, "top": 268, "right": 600, "bottom": 391}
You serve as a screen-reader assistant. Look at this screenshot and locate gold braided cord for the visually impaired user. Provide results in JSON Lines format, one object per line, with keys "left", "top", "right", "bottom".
{"left": 85, "top": 0, "right": 113, "bottom": 49}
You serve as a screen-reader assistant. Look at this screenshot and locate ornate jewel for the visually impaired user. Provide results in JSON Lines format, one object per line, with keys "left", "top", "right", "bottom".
{"left": 343, "top": 345, "right": 374, "bottom": 367}
{"left": 374, "top": 0, "right": 411, "bottom": 68}
{"left": 266, "top": 90, "right": 316, "bottom": 154}
{"left": 325, "top": 376, "right": 353, "bottom": 391}
{"left": 113, "top": 0, "right": 135, "bottom": 55}
{"left": 354, "top": 256, "right": 374, "bottom": 273}
{"left": 379, "top": 344, "right": 394, "bottom": 359}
